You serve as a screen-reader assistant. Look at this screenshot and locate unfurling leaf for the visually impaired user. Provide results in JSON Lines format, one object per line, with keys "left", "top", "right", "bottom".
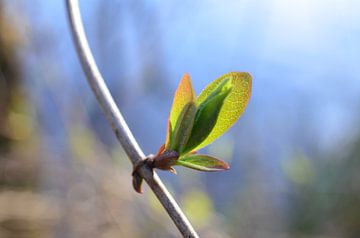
{"left": 151, "top": 72, "right": 250, "bottom": 175}
{"left": 182, "top": 79, "right": 233, "bottom": 153}
{"left": 133, "top": 72, "right": 251, "bottom": 193}
{"left": 165, "top": 73, "right": 196, "bottom": 149}
{"left": 191, "top": 72, "right": 252, "bottom": 151}
{"left": 169, "top": 102, "right": 197, "bottom": 153}
{"left": 177, "top": 154, "right": 230, "bottom": 172}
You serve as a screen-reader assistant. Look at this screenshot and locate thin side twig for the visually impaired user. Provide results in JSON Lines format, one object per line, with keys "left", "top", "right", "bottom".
{"left": 65, "top": 0, "right": 199, "bottom": 237}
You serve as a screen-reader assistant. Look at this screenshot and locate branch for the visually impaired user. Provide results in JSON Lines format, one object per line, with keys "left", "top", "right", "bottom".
{"left": 65, "top": 0, "right": 199, "bottom": 237}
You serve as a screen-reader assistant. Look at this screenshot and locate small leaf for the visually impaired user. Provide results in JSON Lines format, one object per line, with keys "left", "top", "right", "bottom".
{"left": 169, "top": 102, "right": 197, "bottom": 152}
{"left": 191, "top": 72, "right": 252, "bottom": 151}
{"left": 165, "top": 73, "right": 196, "bottom": 149}
{"left": 182, "top": 80, "right": 232, "bottom": 153}
{"left": 177, "top": 154, "right": 230, "bottom": 172}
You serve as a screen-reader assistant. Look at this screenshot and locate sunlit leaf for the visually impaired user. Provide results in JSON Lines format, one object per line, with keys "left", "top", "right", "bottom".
{"left": 177, "top": 154, "right": 230, "bottom": 171}
{"left": 165, "top": 73, "right": 196, "bottom": 149}
{"left": 169, "top": 102, "right": 197, "bottom": 152}
{"left": 182, "top": 79, "right": 233, "bottom": 153}
{"left": 191, "top": 72, "right": 252, "bottom": 151}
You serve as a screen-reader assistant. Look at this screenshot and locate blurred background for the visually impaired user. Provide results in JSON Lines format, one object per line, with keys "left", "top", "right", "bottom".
{"left": 1, "top": 0, "right": 360, "bottom": 237}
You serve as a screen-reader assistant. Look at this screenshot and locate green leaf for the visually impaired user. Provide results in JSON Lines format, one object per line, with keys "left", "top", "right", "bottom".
{"left": 165, "top": 73, "right": 196, "bottom": 149}
{"left": 196, "top": 77, "right": 232, "bottom": 107}
{"left": 169, "top": 102, "right": 197, "bottom": 152}
{"left": 177, "top": 154, "right": 230, "bottom": 172}
{"left": 182, "top": 79, "right": 233, "bottom": 153}
{"left": 191, "top": 72, "right": 252, "bottom": 151}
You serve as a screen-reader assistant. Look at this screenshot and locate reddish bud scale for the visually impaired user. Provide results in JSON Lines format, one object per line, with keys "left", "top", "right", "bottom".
{"left": 153, "top": 150, "right": 179, "bottom": 171}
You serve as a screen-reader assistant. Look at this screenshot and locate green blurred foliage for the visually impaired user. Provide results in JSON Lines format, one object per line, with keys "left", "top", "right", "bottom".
{"left": 282, "top": 151, "right": 315, "bottom": 186}
{"left": 287, "top": 139, "right": 360, "bottom": 238}
{"left": 0, "top": 3, "right": 22, "bottom": 153}
{"left": 182, "top": 189, "right": 214, "bottom": 228}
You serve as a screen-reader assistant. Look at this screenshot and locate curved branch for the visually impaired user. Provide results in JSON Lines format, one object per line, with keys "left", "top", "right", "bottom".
{"left": 65, "top": 0, "right": 199, "bottom": 237}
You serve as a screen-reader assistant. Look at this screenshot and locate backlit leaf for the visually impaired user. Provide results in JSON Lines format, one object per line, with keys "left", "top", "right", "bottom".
{"left": 177, "top": 154, "right": 230, "bottom": 171}
{"left": 169, "top": 102, "right": 196, "bottom": 152}
{"left": 182, "top": 79, "right": 232, "bottom": 153}
{"left": 165, "top": 73, "right": 196, "bottom": 149}
{"left": 191, "top": 72, "right": 252, "bottom": 151}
